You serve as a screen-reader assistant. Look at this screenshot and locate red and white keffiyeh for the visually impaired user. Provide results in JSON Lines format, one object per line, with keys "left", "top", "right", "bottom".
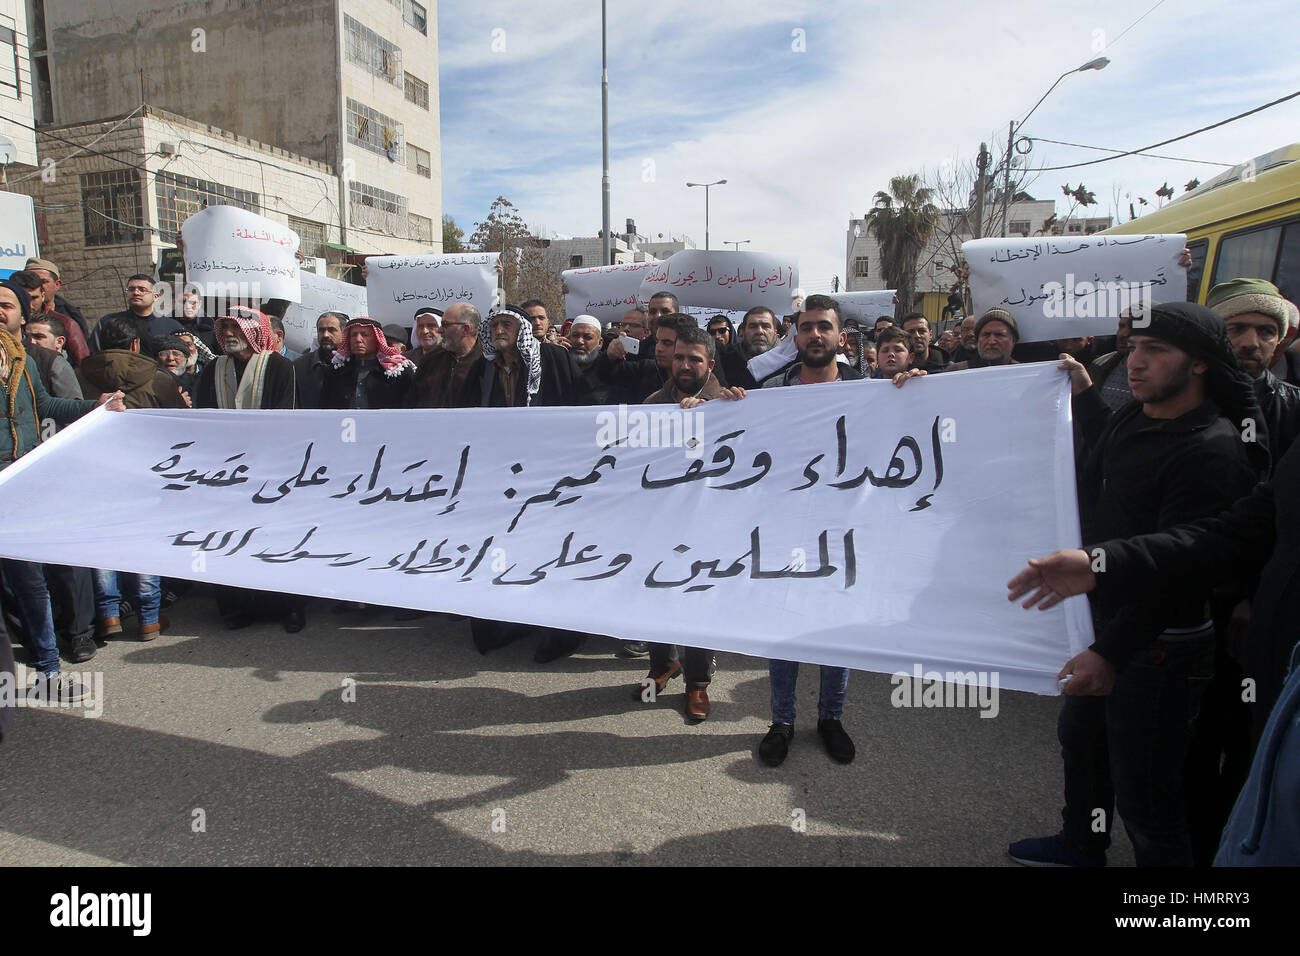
{"left": 215, "top": 307, "right": 274, "bottom": 354}
{"left": 331, "top": 317, "right": 414, "bottom": 377}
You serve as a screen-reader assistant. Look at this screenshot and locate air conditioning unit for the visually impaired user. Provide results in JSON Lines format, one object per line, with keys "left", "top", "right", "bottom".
{"left": 157, "top": 141, "right": 176, "bottom": 156}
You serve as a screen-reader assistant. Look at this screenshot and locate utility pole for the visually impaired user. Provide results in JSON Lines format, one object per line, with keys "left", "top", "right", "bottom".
{"left": 973, "top": 142, "right": 989, "bottom": 239}
{"left": 600, "top": 1, "right": 611, "bottom": 266}
{"left": 1001, "top": 121, "right": 1014, "bottom": 237}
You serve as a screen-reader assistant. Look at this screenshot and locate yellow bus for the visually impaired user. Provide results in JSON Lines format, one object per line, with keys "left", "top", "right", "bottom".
{"left": 1100, "top": 144, "right": 1300, "bottom": 304}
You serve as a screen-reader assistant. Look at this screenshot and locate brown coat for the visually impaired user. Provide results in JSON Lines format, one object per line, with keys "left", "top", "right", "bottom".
{"left": 644, "top": 371, "right": 725, "bottom": 405}
{"left": 77, "top": 350, "right": 187, "bottom": 409}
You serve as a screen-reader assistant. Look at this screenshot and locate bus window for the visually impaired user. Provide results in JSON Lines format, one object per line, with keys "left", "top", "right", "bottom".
{"left": 1274, "top": 222, "right": 1300, "bottom": 303}
{"left": 1186, "top": 238, "right": 1208, "bottom": 301}
{"left": 1212, "top": 224, "right": 1282, "bottom": 287}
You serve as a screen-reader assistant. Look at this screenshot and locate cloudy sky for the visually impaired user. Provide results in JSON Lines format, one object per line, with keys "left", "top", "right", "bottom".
{"left": 437, "top": 0, "right": 1300, "bottom": 292}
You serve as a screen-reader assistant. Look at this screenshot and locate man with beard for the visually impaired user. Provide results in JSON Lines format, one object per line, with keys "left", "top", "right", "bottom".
{"left": 951, "top": 315, "right": 977, "bottom": 363}
{"left": 565, "top": 314, "right": 620, "bottom": 404}
{"left": 319, "top": 317, "right": 416, "bottom": 410}
{"left": 901, "top": 313, "right": 949, "bottom": 371}
{"left": 748, "top": 295, "right": 859, "bottom": 763}
{"left": 197, "top": 307, "right": 297, "bottom": 410}
{"left": 1007, "top": 303, "right": 1264, "bottom": 868}
{"left": 1209, "top": 278, "right": 1300, "bottom": 464}
{"left": 410, "top": 302, "right": 483, "bottom": 408}
{"left": 640, "top": 292, "right": 679, "bottom": 359}
{"left": 408, "top": 308, "right": 443, "bottom": 365}
{"left": 458, "top": 306, "right": 584, "bottom": 662}
{"left": 943, "top": 309, "right": 1020, "bottom": 371}
{"left": 521, "top": 299, "right": 551, "bottom": 341}
{"left": 196, "top": 308, "right": 304, "bottom": 633}
{"left": 707, "top": 314, "right": 734, "bottom": 348}
{"left": 597, "top": 313, "right": 687, "bottom": 404}
{"left": 639, "top": 324, "right": 727, "bottom": 721}
{"left": 292, "top": 311, "right": 345, "bottom": 409}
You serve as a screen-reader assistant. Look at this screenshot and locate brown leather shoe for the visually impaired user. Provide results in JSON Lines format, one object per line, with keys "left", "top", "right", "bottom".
{"left": 94, "top": 616, "right": 122, "bottom": 640}
{"left": 138, "top": 615, "right": 170, "bottom": 642}
{"left": 686, "top": 688, "right": 711, "bottom": 722}
{"left": 632, "top": 660, "right": 681, "bottom": 701}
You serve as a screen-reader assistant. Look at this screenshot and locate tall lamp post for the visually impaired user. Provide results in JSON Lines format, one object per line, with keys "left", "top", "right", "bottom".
{"left": 724, "top": 239, "right": 750, "bottom": 251}
{"left": 686, "top": 179, "right": 726, "bottom": 251}
{"left": 1000, "top": 56, "right": 1109, "bottom": 236}
{"left": 600, "top": 0, "right": 611, "bottom": 265}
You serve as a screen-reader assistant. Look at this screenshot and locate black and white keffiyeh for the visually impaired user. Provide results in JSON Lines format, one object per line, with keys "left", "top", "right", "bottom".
{"left": 480, "top": 306, "right": 542, "bottom": 404}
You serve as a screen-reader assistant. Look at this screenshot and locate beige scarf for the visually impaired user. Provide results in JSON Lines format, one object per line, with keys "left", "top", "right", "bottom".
{"left": 215, "top": 351, "right": 273, "bottom": 409}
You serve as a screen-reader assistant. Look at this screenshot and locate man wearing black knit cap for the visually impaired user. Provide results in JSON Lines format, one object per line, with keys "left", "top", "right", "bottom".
{"left": 1008, "top": 301, "right": 1265, "bottom": 868}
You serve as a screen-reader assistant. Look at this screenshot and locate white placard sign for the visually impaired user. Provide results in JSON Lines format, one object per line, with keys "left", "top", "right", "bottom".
{"left": 833, "top": 290, "right": 897, "bottom": 324}
{"left": 562, "top": 261, "right": 660, "bottom": 323}
{"left": 964, "top": 234, "right": 1187, "bottom": 340}
{"left": 282, "top": 271, "right": 370, "bottom": 353}
{"left": 0, "top": 365, "right": 1090, "bottom": 695}
{"left": 364, "top": 253, "right": 499, "bottom": 327}
{"left": 181, "top": 205, "right": 301, "bottom": 302}
{"left": 0, "top": 191, "right": 38, "bottom": 278}
{"left": 636, "top": 250, "right": 798, "bottom": 315}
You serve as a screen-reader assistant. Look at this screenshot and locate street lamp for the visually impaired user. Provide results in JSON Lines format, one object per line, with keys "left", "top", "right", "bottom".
{"left": 686, "top": 179, "right": 727, "bottom": 251}
{"left": 724, "top": 239, "right": 750, "bottom": 251}
{"left": 1000, "top": 56, "right": 1109, "bottom": 236}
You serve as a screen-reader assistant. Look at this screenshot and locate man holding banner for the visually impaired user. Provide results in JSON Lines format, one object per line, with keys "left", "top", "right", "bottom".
{"left": 1008, "top": 302, "right": 1264, "bottom": 867}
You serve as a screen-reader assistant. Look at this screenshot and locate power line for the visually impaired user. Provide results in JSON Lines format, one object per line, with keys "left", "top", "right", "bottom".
{"left": 1105, "top": 0, "right": 1169, "bottom": 51}
{"left": 1035, "top": 89, "right": 1300, "bottom": 171}
{"left": 7, "top": 106, "right": 146, "bottom": 184}
{"left": 1026, "top": 136, "right": 1233, "bottom": 167}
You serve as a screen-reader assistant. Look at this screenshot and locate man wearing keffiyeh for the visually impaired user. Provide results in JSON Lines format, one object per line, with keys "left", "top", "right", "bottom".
{"left": 192, "top": 306, "right": 304, "bottom": 633}
{"left": 195, "top": 306, "right": 297, "bottom": 410}
{"left": 319, "top": 317, "right": 416, "bottom": 409}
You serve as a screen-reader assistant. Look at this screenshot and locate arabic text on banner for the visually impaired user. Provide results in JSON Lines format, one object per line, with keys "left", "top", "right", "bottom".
{"left": 964, "top": 234, "right": 1187, "bottom": 341}
{"left": 635, "top": 250, "right": 799, "bottom": 316}
{"left": 282, "top": 271, "right": 370, "bottom": 354}
{"left": 563, "top": 261, "right": 660, "bottom": 323}
{"left": 364, "top": 253, "right": 499, "bottom": 327}
{"left": 181, "top": 205, "right": 302, "bottom": 302}
{"left": 0, "top": 365, "right": 1091, "bottom": 694}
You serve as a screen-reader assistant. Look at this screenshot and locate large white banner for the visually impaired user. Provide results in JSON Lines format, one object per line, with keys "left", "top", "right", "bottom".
{"left": 563, "top": 261, "right": 660, "bottom": 323}
{"left": 364, "top": 253, "right": 499, "bottom": 327}
{"left": 965, "top": 234, "right": 1187, "bottom": 340}
{"left": 282, "top": 271, "right": 370, "bottom": 354}
{"left": 0, "top": 365, "right": 1090, "bottom": 694}
{"left": 181, "top": 205, "right": 301, "bottom": 302}
{"left": 0, "top": 191, "right": 38, "bottom": 279}
{"left": 636, "top": 250, "right": 799, "bottom": 316}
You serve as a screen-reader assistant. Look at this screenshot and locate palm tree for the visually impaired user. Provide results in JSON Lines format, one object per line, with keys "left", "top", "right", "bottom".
{"left": 865, "top": 175, "right": 941, "bottom": 321}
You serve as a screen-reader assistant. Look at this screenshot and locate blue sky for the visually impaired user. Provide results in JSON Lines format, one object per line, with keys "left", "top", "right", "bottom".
{"left": 437, "top": 0, "right": 1300, "bottom": 291}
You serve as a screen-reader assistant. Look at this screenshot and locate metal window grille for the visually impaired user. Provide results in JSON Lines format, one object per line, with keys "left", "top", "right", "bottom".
{"left": 81, "top": 169, "right": 144, "bottom": 246}
{"left": 155, "top": 172, "right": 259, "bottom": 241}
{"left": 343, "top": 14, "right": 402, "bottom": 85}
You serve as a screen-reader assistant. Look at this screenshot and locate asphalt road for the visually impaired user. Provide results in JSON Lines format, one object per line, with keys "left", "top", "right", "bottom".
{"left": 0, "top": 588, "right": 1135, "bottom": 866}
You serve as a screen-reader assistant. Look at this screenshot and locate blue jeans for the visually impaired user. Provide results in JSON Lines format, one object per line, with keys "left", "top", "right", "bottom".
{"left": 93, "top": 570, "right": 161, "bottom": 627}
{"left": 1, "top": 559, "right": 60, "bottom": 675}
{"left": 769, "top": 660, "right": 849, "bottom": 725}
{"left": 1058, "top": 633, "right": 1215, "bottom": 867}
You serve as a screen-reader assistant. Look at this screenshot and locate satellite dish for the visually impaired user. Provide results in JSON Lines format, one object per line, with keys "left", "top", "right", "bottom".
{"left": 0, "top": 135, "right": 17, "bottom": 165}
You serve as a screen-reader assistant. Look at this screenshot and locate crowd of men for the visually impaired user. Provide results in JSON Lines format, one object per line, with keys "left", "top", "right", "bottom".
{"left": 2, "top": 250, "right": 1298, "bottom": 865}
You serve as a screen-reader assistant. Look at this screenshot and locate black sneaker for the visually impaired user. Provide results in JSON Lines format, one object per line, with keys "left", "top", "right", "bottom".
{"left": 817, "top": 718, "right": 855, "bottom": 764}
{"left": 66, "top": 633, "right": 97, "bottom": 664}
{"left": 1008, "top": 834, "right": 1106, "bottom": 867}
{"left": 758, "top": 723, "right": 794, "bottom": 766}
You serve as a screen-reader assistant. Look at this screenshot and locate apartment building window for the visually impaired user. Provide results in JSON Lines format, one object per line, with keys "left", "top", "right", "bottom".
{"left": 349, "top": 180, "right": 409, "bottom": 238}
{"left": 0, "top": 25, "right": 20, "bottom": 98}
{"left": 408, "top": 212, "right": 433, "bottom": 243}
{"left": 407, "top": 143, "right": 431, "bottom": 179}
{"left": 404, "top": 72, "right": 429, "bottom": 110}
{"left": 853, "top": 256, "right": 868, "bottom": 277}
{"left": 404, "top": 1, "right": 428, "bottom": 35}
{"left": 288, "top": 216, "right": 328, "bottom": 259}
{"left": 155, "top": 172, "right": 259, "bottom": 240}
{"left": 343, "top": 14, "right": 401, "bottom": 86}
{"left": 570, "top": 255, "right": 583, "bottom": 268}
{"left": 1009, "top": 220, "right": 1031, "bottom": 237}
{"left": 346, "top": 98, "right": 404, "bottom": 162}
{"left": 1068, "top": 222, "right": 1082, "bottom": 233}
{"left": 82, "top": 170, "right": 143, "bottom": 246}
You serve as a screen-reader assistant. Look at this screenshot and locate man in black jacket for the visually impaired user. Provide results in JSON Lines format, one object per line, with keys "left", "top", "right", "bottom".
{"left": 319, "top": 317, "right": 415, "bottom": 410}
{"left": 458, "top": 306, "right": 581, "bottom": 408}
{"left": 292, "top": 311, "right": 345, "bottom": 409}
{"left": 1007, "top": 302, "right": 1263, "bottom": 868}
{"left": 1208, "top": 278, "right": 1300, "bottom": 465}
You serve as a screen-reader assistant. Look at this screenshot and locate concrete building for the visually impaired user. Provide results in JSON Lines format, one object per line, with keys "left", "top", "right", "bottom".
{"left": 6, "top": 106, "right": 341, "bottom": 319}
{"left": 542, "top": 220, "right": 695, "bottom": 269}
{"left": 28, "top": 0, "right": 439, "bottom": 255}
{"left": 0, "top": 0, "right": 37, "bottom": 167}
